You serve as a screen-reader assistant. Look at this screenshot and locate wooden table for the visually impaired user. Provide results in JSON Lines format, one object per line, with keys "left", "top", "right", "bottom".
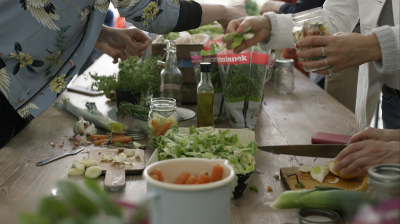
{"left": 0, "top": 62, "right": 360, "bottom": 224}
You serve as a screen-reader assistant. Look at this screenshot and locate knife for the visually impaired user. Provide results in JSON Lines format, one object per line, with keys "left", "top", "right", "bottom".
{"left": 36, "top": 147, "right": 85, "bottom": 166}
{"left": 257, "top": 144, "right": 347, "bottom": 158}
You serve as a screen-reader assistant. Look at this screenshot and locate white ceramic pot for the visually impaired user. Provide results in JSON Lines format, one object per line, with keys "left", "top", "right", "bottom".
{"left": 142, "top": 158, "right": 235, "bottom": 224}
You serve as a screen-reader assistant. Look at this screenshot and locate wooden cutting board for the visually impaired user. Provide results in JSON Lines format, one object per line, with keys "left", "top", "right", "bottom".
{"left": 88, "top": 148, "right": 145, "bottom": 191}
{"left": 280, "top": 167, "right": 365, "bottom": 190}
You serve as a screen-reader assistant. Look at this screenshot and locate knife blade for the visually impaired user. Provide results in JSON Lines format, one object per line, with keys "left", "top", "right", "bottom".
{"left": 257, "top": 144, "right": 347, "bottom": 158}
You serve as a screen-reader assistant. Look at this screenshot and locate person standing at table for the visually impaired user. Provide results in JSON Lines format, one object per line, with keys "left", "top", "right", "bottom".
{"left": 0, "top": 1, "right": 247, "bottom": 149}
{"left": 224, "top": 0, "right": 399, "bottom": 130}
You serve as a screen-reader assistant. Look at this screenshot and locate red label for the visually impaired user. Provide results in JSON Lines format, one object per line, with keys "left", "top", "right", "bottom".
{"left": 217, "top": 51, "right": 270, "bottom": 65}
{"left": 203, "top": 55, "right": 218, "bottom": 65}
{"left": 191, "top": 56, "right": 202, "bottom": 66}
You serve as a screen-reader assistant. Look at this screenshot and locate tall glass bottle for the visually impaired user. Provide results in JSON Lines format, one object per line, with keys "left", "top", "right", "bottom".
{"left": 160, "top": 40, "right": 182, "bottom": 105}
{"left": 197, "top": 62, "right": 214, "bottom": 127}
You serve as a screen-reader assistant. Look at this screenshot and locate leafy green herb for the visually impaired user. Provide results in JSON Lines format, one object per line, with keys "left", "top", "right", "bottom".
{"left": 249, "top": 185, "right": 259, "bottom": 192}
{"left": 90, "top": 55, "right": 162, "bottom": 100}
{"left": 223, "top": 26, "right": 254, "bottom": 49}
{"left": 118, "top": 102, "right": 150, "bottom": 120}
{"left": 18, "top": 180, "right": 147, "bottom": 224}
{"left": 244, "top": 0, "right": 259, "bottom": 16}
{"left": 164, "top": 23, "right": 224, "bottom": 41}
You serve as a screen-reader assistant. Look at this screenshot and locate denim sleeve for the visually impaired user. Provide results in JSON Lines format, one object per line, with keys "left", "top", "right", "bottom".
{"left": 279, "top": 0, "right": 325, "bottom": 14}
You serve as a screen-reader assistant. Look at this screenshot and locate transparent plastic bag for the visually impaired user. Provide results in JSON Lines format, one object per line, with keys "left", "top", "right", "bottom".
{"left": 217, "top": 46, "right": 271, "bottom": 129}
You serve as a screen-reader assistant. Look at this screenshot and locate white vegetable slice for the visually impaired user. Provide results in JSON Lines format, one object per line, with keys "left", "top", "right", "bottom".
{"left": 68, "top": 168, "right": 85, "bottom": 176}
{"left": 101, "top": 152, "right": 113, "bottom": 161}
{"left": 112, "top": 153, "right": 127, "bottom": 163}
{"left": 79, "top": 159, "right": 97, "bottom": 167}
{"left": 85, "top": 166, "right": 102, "bottom": 179}
{"left": 298, "top": 165, "right": 312, "bottom": 173}
{"left": 125, "top": 150, "right": 136, "bottom": 156}
{"left": 311, "top": 165, "right": 328, "bottom": 183}
{"left": 328, "top": 178, "right": 339, "bottom": 184}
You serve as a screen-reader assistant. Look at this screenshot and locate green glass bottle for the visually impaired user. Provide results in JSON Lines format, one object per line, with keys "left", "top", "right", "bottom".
{"left": 197, "top": 62, "right": 214, "bottom": 127}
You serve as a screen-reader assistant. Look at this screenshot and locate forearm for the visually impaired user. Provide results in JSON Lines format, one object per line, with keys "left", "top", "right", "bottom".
{"left": 199, "top": 4, "right": 227, "bottom": 26}
{"left": 97, "top": 25, "right": 112, "bottom": 44}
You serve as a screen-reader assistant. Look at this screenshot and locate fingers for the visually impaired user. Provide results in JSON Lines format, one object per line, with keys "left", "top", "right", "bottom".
{"left": 334, "top": 142, "right": 366, "bottom": 171}
{"left": 226, "top": 18, "right": 245, "bottom": 34}
{"left": 339, "top": 157, "right": 373, "bottom": 177}
{"left": 297, "top": 36, "right": 331, "bottom": 49}
{"left": 348, "top": 128, "right": 373, "bottom": 144}
{"left": 298, "top": 59, "right": 329, "bottom": 71}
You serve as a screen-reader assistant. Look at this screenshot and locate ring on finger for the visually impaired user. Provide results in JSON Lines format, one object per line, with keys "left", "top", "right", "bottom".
{"left": 323, "top": 58, "right": 329, "bottom": 67}
{"left": 321, "top": 46, "right": 326, "bottom": 57}
{"left": 328, "top": 66, "right": 335, "bottom": 76}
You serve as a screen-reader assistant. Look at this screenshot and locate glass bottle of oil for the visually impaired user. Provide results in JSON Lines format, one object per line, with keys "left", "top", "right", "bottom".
{"left": 197, "top": 62, "right": 214, "bottom": 127}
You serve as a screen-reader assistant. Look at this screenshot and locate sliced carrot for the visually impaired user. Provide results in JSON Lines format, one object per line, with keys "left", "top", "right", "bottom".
{"left": 152, "top": 120, "right": 161, "bottom": 132}
{"left": 267, "top": 186, "right": 273, "bottom": 192}
{"left": 94, "top": 136, "right": 132, "bottom": 145}
{"left": 155, "top": 121, "right": 172, "bottom": 137}
{"left": 90, "top": 134, "right": 126, "bottom": 140}
{"left": 150, "top": 174, "right": 159, "bottom": 181}
{"left": 195, "top": 171, "right": 210, "bottom": 184}
{"left": 184, "top": 175, "right": 197, "bottom": 185}
{"left": 150, "top": 169, "right": 165, "bottom": 182}
{"left": 175, "top": 172, "right": 190, "bottom": 184}
{"left": 211, "top": 164, "right": 224, "bottom": 182}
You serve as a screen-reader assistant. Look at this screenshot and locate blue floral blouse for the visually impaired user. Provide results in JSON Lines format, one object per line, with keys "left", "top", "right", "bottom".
{"left": 0, "top": 0, "right": 179, "bottom": 120}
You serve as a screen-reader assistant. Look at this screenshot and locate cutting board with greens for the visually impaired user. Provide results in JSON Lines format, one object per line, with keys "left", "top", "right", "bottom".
{"left": 280, "top": 167, "right": 365, "bottom": 190}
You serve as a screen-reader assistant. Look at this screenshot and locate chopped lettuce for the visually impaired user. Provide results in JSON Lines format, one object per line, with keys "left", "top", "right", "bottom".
{"left": 156, "top": 125, "right": 258, "bottom": 174}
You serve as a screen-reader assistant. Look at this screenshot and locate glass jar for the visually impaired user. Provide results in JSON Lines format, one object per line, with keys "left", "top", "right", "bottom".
{"left": 274, "top": 59, "right": 295, "bottom": 94}
{"left": 366, "top": 163, "right": 400, "bottom": 204}
{"left": 148, "top": 98, "right": 178, "bottom": 145}
{"left": 292, "top": 7, "right": 330, "bottom": 72}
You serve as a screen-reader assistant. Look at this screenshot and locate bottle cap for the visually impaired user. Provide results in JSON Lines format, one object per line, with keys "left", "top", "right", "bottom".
{"left": 276, "top": 59, "right": 294, "bottom": 67}
{"left": 200, "top": 62, "right": 211, "bottom": 72}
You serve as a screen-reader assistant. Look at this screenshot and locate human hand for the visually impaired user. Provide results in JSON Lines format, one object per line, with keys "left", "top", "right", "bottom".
{"left": 95, "top": 42, "right": 127, "bottom": 64}
{"left": 98, "top": 26, "right": 152, "bottom": 57}
{"left": 224, "top": 16, "right": 271, "bottom": 53}
{"left": 296, "top": 32, "right": 382, "bottom": 75}
{"left": 333, "top": 140, "right": 400, "bottom": 177}
{"left": 348, "top": 127, "right": 400, "bottom": 144}
{"left": 216, "top": 4, "right": 247, "bottom": 32}
{"left": 259, "top": 1, "right": 285, "bottom": 15}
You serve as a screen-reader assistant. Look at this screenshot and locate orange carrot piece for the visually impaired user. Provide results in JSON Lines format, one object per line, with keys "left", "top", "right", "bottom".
{"left": 196, "top": 171, "right": 210, "bottom": 184}
{"left": 267, "top": 186, "right": 273, "bottom": 192}
{"left": 150, "top": 174, "right": 159, "bottom": 181}
{"left": 175, "top": 172, "right": 190, "bottom": 184}
{"left": 90, "top": 134, "right": 126, "bottom": 140}
{"left": 155, "top": 121, "right": 172, "bottom": 137}
{"left": 184, "top": 175, "right": 197, "bottom": 185}
{"left": 152, "top": 120, "right": 161, "bottom": 132}
{"left": 152, "top": 169, "right": 165, "bottom": 182}
{"left": 94, "top": 136, "right": 132, "bottom": 145}
{"left": 211, "top": 164, "right": 224, "bottom": 182}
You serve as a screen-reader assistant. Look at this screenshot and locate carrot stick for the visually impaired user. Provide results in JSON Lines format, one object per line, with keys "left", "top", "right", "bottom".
{"left": 150, "top": 169, "right": 165, "bottom": 182}
{"left": 90, "top": 134, "right": 126, "bottom": 140}
{"left": 196, "top": 171, "right": 210, "bottom": 184}
{"left": 155, "top": 121, "right": 172, "bottom": 136}
{"left": 150, "top": 174, "right": 159, "bottom": 181}
{"left": 94, "top": 136, "right": 132, "bottom": 145}
{"left": 211, "top": 164, "right": 224, "bottom": 182}
{"left": 184, "top": 175, "right": 197, "bottom": 185}
{"left": 152, "top": 120, "right": 161, "bottom": 132}
{"left": 175, "top": 172, "right": 190, "bottom": 184}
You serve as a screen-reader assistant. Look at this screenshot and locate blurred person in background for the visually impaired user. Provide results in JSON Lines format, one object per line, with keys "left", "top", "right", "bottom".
{"left": 224, "top": 0, "right": 399, "bottom": 130}
{"left": 0, "top": 0, "right": 246, "bottom": 148}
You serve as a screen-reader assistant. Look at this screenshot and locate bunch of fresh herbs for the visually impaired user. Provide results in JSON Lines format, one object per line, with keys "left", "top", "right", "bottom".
{"left": 118, "top": 101, "right": 150, "bottom": 120}
{"left": 18, "top": 179, "right": 148, "bottom": 224}
{"left": 90, "top": 55, "right": 162, "bottom": 99}
{"left": 244, "top": 0, "right": 259, "bottom": 16}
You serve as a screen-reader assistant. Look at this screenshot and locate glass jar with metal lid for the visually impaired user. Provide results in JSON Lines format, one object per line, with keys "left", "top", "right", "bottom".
{"left": 148, "top": 97, "right": 178, "bottom": 146}
{"left": 367, "top": 163, "right": 400, "bottom": 203}
{"left": 274, "top": 59, "right": 295, "bottom": 94}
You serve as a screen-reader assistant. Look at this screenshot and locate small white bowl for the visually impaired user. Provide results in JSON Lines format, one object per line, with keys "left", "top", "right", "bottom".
{"left": 142, "top": 158, "right": 235, "bottom": 224}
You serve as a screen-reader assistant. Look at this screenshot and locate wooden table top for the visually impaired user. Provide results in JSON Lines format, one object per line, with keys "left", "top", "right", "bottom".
{"left": 0, "top": 62, "right": 360, "bottom": 224}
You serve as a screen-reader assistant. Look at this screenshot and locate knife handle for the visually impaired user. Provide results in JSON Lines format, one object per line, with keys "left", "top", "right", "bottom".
{"left": 36, "top": 152, "right": 70, "bottom": 166}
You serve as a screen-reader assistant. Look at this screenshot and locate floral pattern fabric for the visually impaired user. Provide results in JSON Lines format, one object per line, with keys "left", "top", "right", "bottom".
{"left": 0, "top": 0, "right": 180, "bottom": 121}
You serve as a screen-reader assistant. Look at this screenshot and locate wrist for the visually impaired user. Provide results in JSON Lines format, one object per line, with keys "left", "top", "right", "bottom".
{"left": 364, "top": 33, "right": 382, "bottom": 62}
{"left": 98, "top": 25, "right": 112, "bottom": 44}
